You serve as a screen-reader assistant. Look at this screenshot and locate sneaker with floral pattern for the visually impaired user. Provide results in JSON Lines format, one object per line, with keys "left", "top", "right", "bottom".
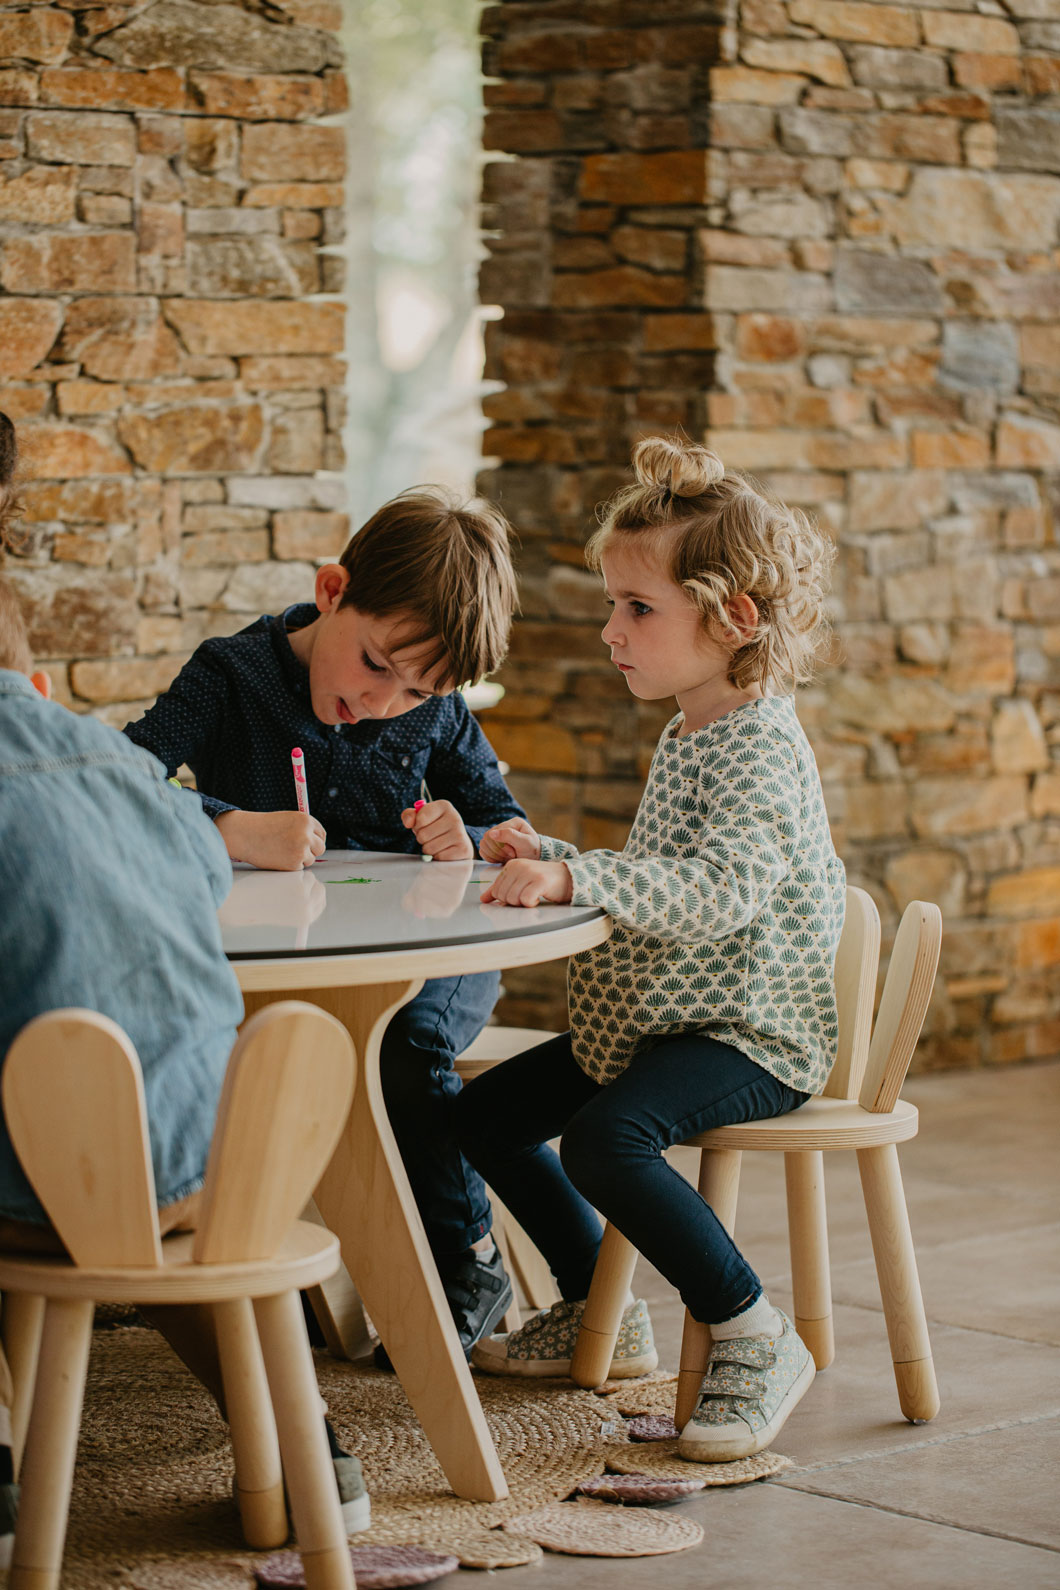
{"left": 677, "top": 1309, "right": 814, "bottom": 1462}
{"left": 471, "top": 1297, "right": 658, "bottom": 1379}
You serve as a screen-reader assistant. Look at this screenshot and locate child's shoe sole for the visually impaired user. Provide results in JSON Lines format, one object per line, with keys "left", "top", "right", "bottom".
{"left": 677, "top": 1352, "right": 815, "bottom": 1462}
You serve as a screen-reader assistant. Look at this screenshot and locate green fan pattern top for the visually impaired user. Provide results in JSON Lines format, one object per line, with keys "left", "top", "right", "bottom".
{"left": 540, "top": 695, "right": 846, "bottom": 1094}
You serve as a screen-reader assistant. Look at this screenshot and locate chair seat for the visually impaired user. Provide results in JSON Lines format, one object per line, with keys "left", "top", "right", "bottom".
{"left": 686, "top": 1095, "right": 919, "bottom": 1153}
{"left": 0, "top": 1219, "right": 340, "bottom": 1305}
{"left": 457, "top": 1026, "right": 560, "bottom": 1078}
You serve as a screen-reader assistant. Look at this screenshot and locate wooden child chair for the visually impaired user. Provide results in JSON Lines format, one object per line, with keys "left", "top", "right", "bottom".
{"left": 0, "top": 1002, "right": 358, "bottom": 1590}
{"left": 569, "top": 890, "right": 944, "bottom": 1431}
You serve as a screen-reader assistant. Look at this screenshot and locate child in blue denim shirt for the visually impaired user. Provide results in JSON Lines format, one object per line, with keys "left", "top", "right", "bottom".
{"left": 0, "top": 415, "right": 368, "bottom": 1555}
{"left": 123, "top": 486, "right": 524, "bottom": 1359}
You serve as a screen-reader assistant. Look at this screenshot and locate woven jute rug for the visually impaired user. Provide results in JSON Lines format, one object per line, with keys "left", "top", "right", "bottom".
{"left": 41, "top": 1324, "right": 789, "bottom": 1587}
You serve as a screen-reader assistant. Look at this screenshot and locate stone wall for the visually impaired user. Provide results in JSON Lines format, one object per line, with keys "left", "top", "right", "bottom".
{"left": 0, "top": 0, "right": 347, "bottom": 718}
{"left": 478, "top": 0, "right": 1060, "bottom": 1071}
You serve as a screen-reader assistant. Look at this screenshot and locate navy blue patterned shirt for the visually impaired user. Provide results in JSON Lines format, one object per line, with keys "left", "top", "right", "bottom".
{"left": 123, "top": 604, "right": 525, "bottom": 854}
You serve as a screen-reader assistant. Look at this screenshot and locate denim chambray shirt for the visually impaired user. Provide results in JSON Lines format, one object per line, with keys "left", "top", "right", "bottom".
{"left": 123, "top": 604, "right": 525, "bottom": 851}
{"left": 0, "top": 670, "right": 244, "bottom": 1226}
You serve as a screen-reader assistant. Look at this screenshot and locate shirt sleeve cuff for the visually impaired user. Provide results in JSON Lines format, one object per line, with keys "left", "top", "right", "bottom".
{"left": 201, "top": 794, "right": 239, "bottom": 822}
{"left": 540, "top": 835, "right": 580, "bottom": 863}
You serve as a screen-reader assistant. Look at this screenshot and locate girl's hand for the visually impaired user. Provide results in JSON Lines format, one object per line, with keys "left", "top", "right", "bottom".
{"left": 479, "top": 817, "right": 541, "bottom": 863}
{"left": 401, "top": 798, "right": 474, "bottom": 861}
{"left": 481, "top": 859, "right": 573, "bottom": 908}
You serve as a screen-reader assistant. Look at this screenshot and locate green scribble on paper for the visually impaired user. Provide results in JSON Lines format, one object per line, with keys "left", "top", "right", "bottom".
{"left": 327, "top": 876, "right": 379, "bottom": 885}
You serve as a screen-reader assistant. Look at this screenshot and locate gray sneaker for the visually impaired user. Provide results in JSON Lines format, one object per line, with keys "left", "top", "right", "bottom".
{"left": 231, "top": 1454, "right": 369, "bottom": 1537}
{"left": 472, "top": 1297, "right": 657, "bottom": 1379}
{"left": 333, "top": 1453, "right": 370, "bottom": 1534}
{"left": 677, "top": 1309, "right": 814, "bottom": 1462}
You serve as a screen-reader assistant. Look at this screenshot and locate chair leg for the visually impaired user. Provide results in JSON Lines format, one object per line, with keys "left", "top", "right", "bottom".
{"left": 675, "top": 1148, "right": 742, "bottom": 1431}
{"left": 491, "top": 1194, "right": 558, "bottom": 1315}
{"left": 785, "top": 1150, "right": 835, "bottom": 1370}
{"left": 10, "top": 1297, "right": 94, "bottom": 1590}
{"left": 857, "top": 1143, "right": 940, "bottom": 1424}
{"left": 214, "top": 1298, "right": 288, "bottom": 1549}
{"left": 254, "top": 1290, "right": 354, "bottom": 1590}
{"left": 2, "top": 1293, "right": 44, "bottom": 1478}
{"left": 570, "top": 1224, "right": 638, "bottom": 1390}
{"left": 301, "top": 1200, "right": 374, "bottom": 1361}
{"left": 485, "top": 1200, "right": 522, "bottom": 1332}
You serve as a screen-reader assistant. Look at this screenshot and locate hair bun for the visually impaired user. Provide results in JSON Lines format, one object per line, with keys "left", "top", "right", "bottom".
{"left": 632, "top": 437, "right": 724, "bottom": 498}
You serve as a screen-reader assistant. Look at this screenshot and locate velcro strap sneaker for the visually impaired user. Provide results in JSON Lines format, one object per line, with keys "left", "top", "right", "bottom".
{"left": 677, "top": 1309, "right": 815, "bottom": 1463}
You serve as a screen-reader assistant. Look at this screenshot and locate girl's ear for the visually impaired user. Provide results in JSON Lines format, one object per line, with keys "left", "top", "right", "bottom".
{"left": 724, "top": 594, "right": 758, "bottom": 645}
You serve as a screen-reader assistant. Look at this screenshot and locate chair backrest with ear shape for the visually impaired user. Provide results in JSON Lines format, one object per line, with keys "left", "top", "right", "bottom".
{"left": 3, "top": 1009, "right": 163, "bottom": 1268}
{"left": 193, "top": 1002, "right": 356, "bottom": 1266}
{"left": 859, "top": 900, "right": 943, "bottom": 1115}
{"left": 824, "top": 885, "right": 881, "bottom": 1103}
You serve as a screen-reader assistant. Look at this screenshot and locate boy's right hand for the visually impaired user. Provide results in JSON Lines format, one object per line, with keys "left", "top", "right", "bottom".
{"left": 479, "top": 817, "right": 541, "bottom": 864}
{"left": 215, "top": 809, "right": 326, "bottom": 871}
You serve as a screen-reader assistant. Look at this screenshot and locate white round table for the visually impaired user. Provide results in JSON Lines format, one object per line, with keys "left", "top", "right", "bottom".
{"left": 219, "top": 852, "right": 610, "bottom": 1504}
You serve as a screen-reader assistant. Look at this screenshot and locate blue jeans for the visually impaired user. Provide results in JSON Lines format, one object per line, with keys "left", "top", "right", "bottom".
{"left": 453, "top": 1030, "right": 808, "bottom": 1324}
{"left": 380, "top": 971, "right": 500, "bottom": 1257}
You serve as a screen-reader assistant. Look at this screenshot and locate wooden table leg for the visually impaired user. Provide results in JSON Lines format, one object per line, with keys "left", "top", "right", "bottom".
{"left": 244, "top": 982, "right": 508, "bottom": 1504}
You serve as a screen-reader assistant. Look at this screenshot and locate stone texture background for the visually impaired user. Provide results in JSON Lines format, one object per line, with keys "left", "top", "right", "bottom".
{"left": 0, "top": 0, "right": 347, "bottom": 719}
{"left": 476, "top": 0, "right": 1060, "bottom": 1070}
{"left": 2, "top": 0, "right": 1056, "bottom": 1073}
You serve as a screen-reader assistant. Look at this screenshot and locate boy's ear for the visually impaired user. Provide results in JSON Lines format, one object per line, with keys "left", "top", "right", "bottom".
{"left": 30, "top": 669, "right": 52, "bottom": 700}
{"left": 314, "top": 563, "right": 350, "bottom": 614}
{"left": 723, "top": 594, "right": 758, "bottom": 645}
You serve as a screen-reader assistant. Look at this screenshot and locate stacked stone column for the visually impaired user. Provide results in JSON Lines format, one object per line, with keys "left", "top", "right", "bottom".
{"left": 478, "top": 0, "right": 1059, "bottom": 1069}
{"left": 0, "top": 0, "right": 347, "bottom": 715}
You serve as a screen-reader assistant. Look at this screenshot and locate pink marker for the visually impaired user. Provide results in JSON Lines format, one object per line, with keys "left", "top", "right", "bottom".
{"left": 291, "top": 747, "right": 311, "bottom": 816}
{"left": 414, "top": 780, "right": 432, "bottom": 862}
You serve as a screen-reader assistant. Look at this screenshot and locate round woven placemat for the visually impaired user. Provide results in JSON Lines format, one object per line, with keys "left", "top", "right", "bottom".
{"left": 595, "top": 1375, "right": 681, "bottom": 1418}
{"left": 604, "top": 1441, "right": 794, "bottom": 1484}
{"left": 502, "top": 1499, "right": 704, "bottom": 1556}
{"left": 627, "top": 1414, "right": 679, "bottom": 1442}
{"left": 449, "top": 1534, "right": 543, "bottom": 1569}
{"left": 57, "top": 1327, "right": 617, "bottom": 1586}
{"left": 578, "top": 1473, "right": 706, "bottom": 1505}
{"left": 254, "top": 1545, "right": 459, "bottom": 1588}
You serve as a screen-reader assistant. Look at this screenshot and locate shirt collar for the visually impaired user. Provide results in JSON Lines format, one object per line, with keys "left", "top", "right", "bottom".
{"left": 0, "top": 670, "right": 38, "bottom": 699}
{"left": 270, "top": 604, "right": 318, "bottom": 702}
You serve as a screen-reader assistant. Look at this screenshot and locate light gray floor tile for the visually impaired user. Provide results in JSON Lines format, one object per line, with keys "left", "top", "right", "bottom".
{"left": 831, "top": 1223, "right": 1060, "bottom": 1345}
{"left": 779, "top": 1415, "right": 1060, "bottom": 1549}
{"left": 449, "top": 1481, "right": 1060, "bottom": 1590}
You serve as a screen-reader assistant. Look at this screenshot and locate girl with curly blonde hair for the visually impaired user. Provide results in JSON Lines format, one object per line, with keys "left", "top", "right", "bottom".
{"left": 456, "top": 437, "right": 845, "bottom": 1464}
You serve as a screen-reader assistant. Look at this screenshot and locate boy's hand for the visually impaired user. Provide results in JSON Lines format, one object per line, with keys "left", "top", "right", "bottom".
{"left": 480, "top": 859, "right": 573, "bottom": 908}
{"left": 401, "top": 798, "right": 474, "bottom": 862}
{"left": 479, "top": 817, "right": 541, "bottom": 863}
{"left": 215, "top": 809, "right": 326, "bottom": 871}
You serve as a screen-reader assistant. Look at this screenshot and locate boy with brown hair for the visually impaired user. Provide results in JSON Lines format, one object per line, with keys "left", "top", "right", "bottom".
{"left": 125, "top": 487, "right": 525, "bottom": 1357}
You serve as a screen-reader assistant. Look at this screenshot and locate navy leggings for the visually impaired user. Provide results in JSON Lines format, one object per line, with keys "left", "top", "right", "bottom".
{"left": 453, "top": 1031, "right": 808, "bottom": 1325}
